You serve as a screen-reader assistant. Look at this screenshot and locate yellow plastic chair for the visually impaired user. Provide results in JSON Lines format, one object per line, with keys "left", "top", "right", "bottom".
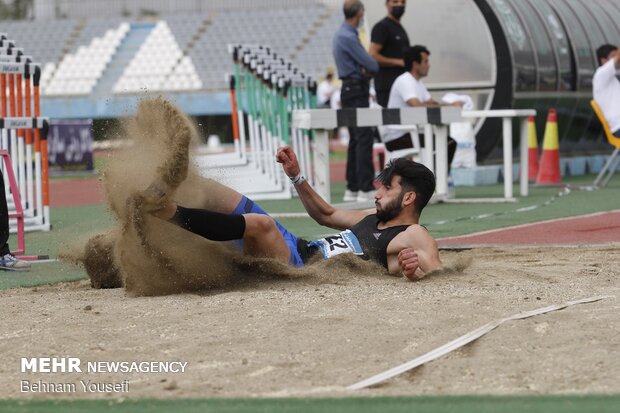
{"left": 591, "top": 99, "right": 620, "bottom": 187}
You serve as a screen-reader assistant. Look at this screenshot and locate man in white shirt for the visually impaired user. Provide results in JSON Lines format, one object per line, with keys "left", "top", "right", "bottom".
{"left": 383, "top": 45, "right": 461, "bottom": 172}
{"left": 317, "top": 70, "right": 336, "bottom": 108}
{"left": 593, "top": 44, "right": 620, "bottom": 136}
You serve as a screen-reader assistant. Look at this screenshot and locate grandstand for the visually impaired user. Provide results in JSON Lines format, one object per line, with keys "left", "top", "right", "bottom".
{"left": 2, "top": 3, "right": 340, "bottom": 99}
{"left": 45, "top": 21, "right": 129, "bottom": 95}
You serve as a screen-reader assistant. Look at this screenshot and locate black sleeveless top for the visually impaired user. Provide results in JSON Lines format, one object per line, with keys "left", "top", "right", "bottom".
{"left": 350, "top": 215, "right": 409, "bottom": 268}
{"left": 298, "top": 214, "right": 409, "bottom": 268}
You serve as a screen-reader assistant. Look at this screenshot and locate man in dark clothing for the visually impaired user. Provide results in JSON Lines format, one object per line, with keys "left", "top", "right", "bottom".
{"left": 333, "top": 0, "right": 380, "bottom": 203}
{"left": 0, "top": 170, "right": 30, "bottom": 271}
{"left": 370, "top": 0, "right": 410, "bottom": 108}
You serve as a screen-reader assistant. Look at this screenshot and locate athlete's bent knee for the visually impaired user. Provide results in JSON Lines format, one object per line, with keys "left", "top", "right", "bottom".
{"left": 243, "top": 213, "right": 278, "bottom": 240}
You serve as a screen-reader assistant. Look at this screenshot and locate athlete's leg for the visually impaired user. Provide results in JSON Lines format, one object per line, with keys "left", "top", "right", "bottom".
{"left": 176, "top": 174, "right": 244, "bottom": 214}
{"left": 132, "top": 98, "right": 244, "bottom": 215}
{"left": 153, "top": 204, "right": 290, "bottom": 264}
{"left": 242, "top": 213, "right": 290, "bottom": 263}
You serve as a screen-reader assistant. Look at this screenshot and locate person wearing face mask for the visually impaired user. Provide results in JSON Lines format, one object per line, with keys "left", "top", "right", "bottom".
{"left": 370, "top": 0, "right": 410, "bottom": 108}
{"left": 333, "top": 0, "right": 380, "bottom": 203}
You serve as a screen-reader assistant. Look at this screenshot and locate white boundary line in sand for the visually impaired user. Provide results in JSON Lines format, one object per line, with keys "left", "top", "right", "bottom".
{"left": 437, "top": 209, "right": 620, "bottom": 242}
{"left": 347, "top": 295, "right": 613, "bottom": 391}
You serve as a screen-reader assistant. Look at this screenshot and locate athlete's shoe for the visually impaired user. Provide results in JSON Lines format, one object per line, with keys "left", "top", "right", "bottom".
{"left": 135, "top": 181, "right": 178, "bottom": 220}
{"left": 343, "top": 190, "right": 358, "bottom": 202}
{"left": 356, "top": 190, "right": 376, "bottom": 203}
{"left": 142, "top": 180, "right": 170, "bottom": 206}
{"left": 0, "top": 253, "right": 31, "bottom": 271}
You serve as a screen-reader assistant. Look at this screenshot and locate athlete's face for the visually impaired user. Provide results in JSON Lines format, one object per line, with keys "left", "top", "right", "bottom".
{"left": 375, "top": 175, "right": 410, "bottom": 222}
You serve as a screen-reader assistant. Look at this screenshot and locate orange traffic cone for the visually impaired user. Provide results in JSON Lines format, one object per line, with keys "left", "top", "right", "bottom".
{"left": 536, "top": 108, "right": 561, "bottom": 184}
{"left": 527, "top": 116, "right": 539, "bottom": 182}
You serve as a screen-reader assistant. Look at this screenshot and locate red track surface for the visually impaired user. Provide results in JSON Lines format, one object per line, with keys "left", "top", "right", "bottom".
{"left": 49, "top": 142, "right": 354, "bottom": 208}
{"left": 49, "top": 161, "right": 350, "bottom": 208}
{"left": 50, "top": 178, "right": 105, "bottom": 207}
{"left": 438, "top": 210, "right": 620, "bottom": 247}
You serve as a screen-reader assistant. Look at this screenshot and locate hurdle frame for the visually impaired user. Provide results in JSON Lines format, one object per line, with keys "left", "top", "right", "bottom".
{"left": 292, "top": 107, "right": 463, "bottom": 203}
{"left": 0, "top": 39, "right": 49, "bottom": 228}
{"left": 195, "top": 44, "right": 320, "bottom": 201}
{"left": 293, "top": 107, "right": 537, "bottom": 203}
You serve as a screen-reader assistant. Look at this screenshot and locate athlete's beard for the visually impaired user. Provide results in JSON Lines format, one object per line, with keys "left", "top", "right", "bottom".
{"left": 376, "top": 192, "right": 405, "bottom": 222}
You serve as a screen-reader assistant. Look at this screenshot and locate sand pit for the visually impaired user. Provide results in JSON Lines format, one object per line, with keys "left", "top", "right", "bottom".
{"left": 1, "top": 245, "right": 618, "bottom": 399}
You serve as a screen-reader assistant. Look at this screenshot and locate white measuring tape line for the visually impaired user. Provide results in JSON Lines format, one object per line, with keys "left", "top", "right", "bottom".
{"left": 430, "top": 186, "right": 573, "bottom": 226}
{"left": 347, "top": 295, "right": 613, "bottom": 391}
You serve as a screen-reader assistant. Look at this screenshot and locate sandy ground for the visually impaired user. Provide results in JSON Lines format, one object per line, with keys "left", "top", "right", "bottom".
{"left": 1, "top": 244, "right": 619, "bottom": 399}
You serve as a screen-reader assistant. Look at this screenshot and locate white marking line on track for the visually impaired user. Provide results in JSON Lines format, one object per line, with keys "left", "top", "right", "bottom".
{"left": 429, "top": 187, "right": 573, "bottom": 227}
{"left": 270, "top": 212, "right": 310, "bottom": 219}
{"left": 272, "top": 186, "right": 574, "bottom": 223}
{"left": 437, "top": 209, "right": 620, "bottom": 242}
{"left": 347, "top": 295, "right": 614, "bottom": 391}
{"left": 30, "top": 259, "right": 58, "bottom": 264}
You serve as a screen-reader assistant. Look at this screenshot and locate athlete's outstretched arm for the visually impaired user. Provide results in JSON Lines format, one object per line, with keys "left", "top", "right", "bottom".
{"left": 276, "top": 146, "right": 372, "bottom": 230}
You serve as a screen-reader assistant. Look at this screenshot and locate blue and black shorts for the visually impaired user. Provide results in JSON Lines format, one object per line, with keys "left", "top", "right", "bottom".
{"left": 232, "top": 196, "right": 305, "bottom": 267}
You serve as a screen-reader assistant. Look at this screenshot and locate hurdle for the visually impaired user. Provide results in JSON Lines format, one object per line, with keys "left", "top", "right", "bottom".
{"left": 201, "top": 47, "right": 249, "bottom": 168}
{"left": 293, "top": 107, "right": 537, "bottom": 203}
{"left": 0, "top": 117, "right": 50, "bottom": 233}
{"left": 292, "top": 106, "right": 463, "bottom": 202}
{"left": 1, "top": 36, "right": 50, "bottom": 232}
{"left": 194, "top": 44, "right": 320, "bottom": 201}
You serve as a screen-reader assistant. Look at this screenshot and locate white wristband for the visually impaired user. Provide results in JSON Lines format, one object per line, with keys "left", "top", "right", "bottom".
{"left": 290, "top": 173, "right": 305, "bottom": 185}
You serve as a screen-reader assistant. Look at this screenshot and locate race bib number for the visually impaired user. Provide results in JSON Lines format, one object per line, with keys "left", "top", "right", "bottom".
{"left": 308, "top": 230, "right": 364, "bottom": 260}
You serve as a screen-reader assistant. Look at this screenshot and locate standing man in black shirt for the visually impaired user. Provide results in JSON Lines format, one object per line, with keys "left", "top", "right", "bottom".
{"left": 370, "top": 0, "right": 410, "bottom": 108}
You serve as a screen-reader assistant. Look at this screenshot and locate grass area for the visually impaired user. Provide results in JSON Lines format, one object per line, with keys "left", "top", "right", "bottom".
{"left": 1, "top": 395, "right": 619, "bottom": 413}
{"left": 329, "top": 147, "right": 348, "bottom": 162}
{"left": 0, "top": 204, "right": 114, "bottom": 290}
